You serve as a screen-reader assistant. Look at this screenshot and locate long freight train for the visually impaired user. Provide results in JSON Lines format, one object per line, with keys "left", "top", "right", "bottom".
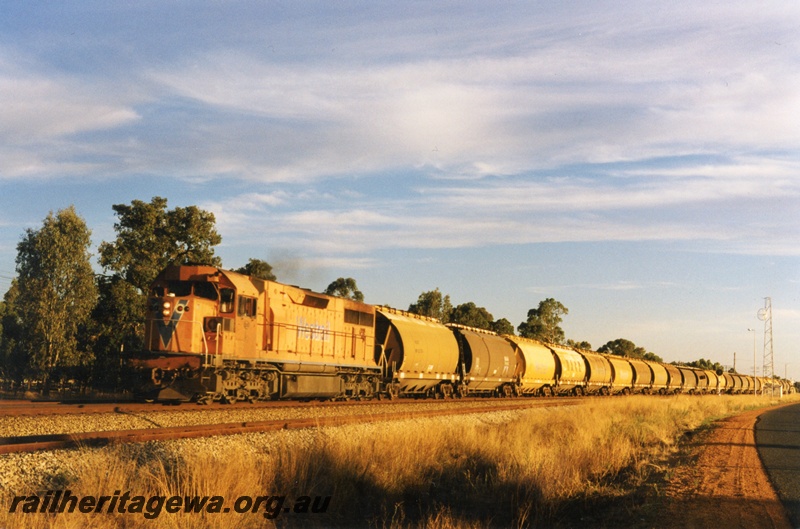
{"left": 131, "top": 265, "right": 791, "bottom": 402}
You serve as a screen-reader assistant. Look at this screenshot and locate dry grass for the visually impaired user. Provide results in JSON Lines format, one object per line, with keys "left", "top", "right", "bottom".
{"left": 1, "top": 394, "right": 794, "bottom": 528}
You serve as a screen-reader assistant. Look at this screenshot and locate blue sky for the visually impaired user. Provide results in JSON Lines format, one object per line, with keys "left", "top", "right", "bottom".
{"left": 1, "top": 1, "right": 798, "bottom": 378}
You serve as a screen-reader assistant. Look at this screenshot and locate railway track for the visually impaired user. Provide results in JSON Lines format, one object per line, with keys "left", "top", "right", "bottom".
{"left": 0, "top": 395, "right": 573, "bottom": 417}
{"left": 0, "top": 399, "right": 577, "bottom": 455}
{"left": 0, "top": 398, "right": 398, "bottom": 417}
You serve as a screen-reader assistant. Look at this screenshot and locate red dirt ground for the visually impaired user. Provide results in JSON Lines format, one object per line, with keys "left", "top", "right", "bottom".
{"left": 654, "top": 407, "right": 792, "bottom": 529}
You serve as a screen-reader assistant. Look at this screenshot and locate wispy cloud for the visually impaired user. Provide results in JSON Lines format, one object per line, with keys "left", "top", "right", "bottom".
{"left": 126, "top": 2, "right": 800, "bottom": 184}
{"left": 1, "top": 2, "right": 798, "bottom": 191}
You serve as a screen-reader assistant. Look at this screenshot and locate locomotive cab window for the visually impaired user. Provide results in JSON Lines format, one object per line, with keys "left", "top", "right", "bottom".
{"left": 220, "top": 288, "right": 235, "bottom": 313}
{"left": 167, "top": 281, "right": 192, "bottom": 297}
{"left": 194, "top": 281, "right": 218, "bottom": 301}
{"left": 238, "top": 296, "right": 257, "bottom": 318}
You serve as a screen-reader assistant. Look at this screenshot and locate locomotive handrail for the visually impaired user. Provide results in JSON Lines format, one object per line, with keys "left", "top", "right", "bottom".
{"left": 201, "top": 320, "right": 210, "bottom": 363}
{"left": 216, "top": 322, "right": 221, "bottom": 359}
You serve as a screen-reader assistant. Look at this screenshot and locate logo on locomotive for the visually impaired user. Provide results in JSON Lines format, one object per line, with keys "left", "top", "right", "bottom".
{"left": 296, "top": 316, "right": 331, "bottom": 342}
{"left": 157, "top": 299, "right": 189, "bottom": 348}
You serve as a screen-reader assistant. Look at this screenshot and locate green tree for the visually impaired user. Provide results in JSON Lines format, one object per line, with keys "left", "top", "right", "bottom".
{"left": 235, "top": 258, "right": 276, "bottom": 281}
{"left": 449, "top": 302, "right": 494, "bottom": 330}
{"left": 408, "top": 288, "right": 453, "bottom": 322}
{"left": 96, "top": 198, "right": 222, "bottom": 389}
{"left": 490, "top": 318, "right": 515, "bottom": 336}
{"left": 517, "top": 298, "right": 568, "bottom": 343}
{"left": 88, "top": 276, "right": 144, "bottom": 391}
{"left": 598, "top": 338, "right": 663, "bottom": 362}
{"left": 324, "top": 277, "right": 364, "bottom": 301}
{"left": 642, "top": 351, "right": 663, "bottom": 362}
{"left": 98, "top": 196, "right": 222, "bottom": 293}
{"left": 0, "top": 281, "right": 26, "bottom": 386}
{"left": 14, "top": 207, "right": 97, "bottom": 389}
{"left": 567, "top": 339, "right": 593, "bottom": 351}
{"left": 686, "top": 358, "right": 724, "bottom": 374}
{"left": 598, "top": 338, "right": 641, "bottom": 357}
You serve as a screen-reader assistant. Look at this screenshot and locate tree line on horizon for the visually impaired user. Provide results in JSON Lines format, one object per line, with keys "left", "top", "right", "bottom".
{"left": 0, "top": 196, "right": 746, "bottom": 393}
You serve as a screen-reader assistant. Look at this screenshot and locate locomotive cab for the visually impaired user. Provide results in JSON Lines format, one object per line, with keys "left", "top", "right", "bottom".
{"left": 145, "top": 265, "right": 264, "bottom": 361}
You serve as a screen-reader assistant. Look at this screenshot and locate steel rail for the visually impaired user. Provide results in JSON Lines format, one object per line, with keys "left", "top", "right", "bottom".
{"left": 0, "top": 396, "right": 575, "bottom": 417}
{"left": 0, "top": 399, "right": 577, "bottom": 455}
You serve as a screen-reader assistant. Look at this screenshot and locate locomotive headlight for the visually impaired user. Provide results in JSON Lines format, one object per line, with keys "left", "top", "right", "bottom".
{"left": 162, "top": 309, "right": 171, "bottom": 316}
{"left": 163, "top": 302, "right": 171, "bottom": 309}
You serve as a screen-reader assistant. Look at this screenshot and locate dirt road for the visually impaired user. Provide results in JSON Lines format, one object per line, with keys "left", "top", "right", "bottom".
{"left": 656, "top": 406, "right": 792, "bottom": 529}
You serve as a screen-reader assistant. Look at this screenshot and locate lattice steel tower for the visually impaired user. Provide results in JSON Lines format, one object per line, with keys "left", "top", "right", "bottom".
{"left": 758, "top": 297, "right": 774, "bottom": 394}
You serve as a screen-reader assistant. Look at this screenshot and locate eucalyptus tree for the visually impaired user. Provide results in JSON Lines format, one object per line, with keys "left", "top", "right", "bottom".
{"left": 449, "top": 302, "right": 494, "bottom": 330}
{"left": 95, "top": 197, "right": 222, "bottom": 389}
{"left": 598, "top": 338, "right": 663, "bottom": 363}
{"left": 13, "top": 207, "right": 97, "bottom": 388}
{"left": 99, "top": 196, "right": 222, "bottom": 294}
{"left": 517, "top": 298, "right": 569, "bottom": 343}
{"left": 408, "top": 288, "right": 453, "bottom": 322}
{"left": 236, "top": 258, "right": 277, "bottom": 281}
{"left": 324, "top": 277, "right": 364, "bottom": 301}
{"left": 490, "top": 318, "right": 515, "bottom": 336}
{"left": 567, "top": 339, "right": 593, "bottom": 351}
{"left": 0, "top": 281, "right": 25, "bottom": 386}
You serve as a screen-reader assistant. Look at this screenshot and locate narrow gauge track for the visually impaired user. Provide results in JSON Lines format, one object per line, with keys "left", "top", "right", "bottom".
{"left": 0, "top": 399, "right": 577, "bottom": 455}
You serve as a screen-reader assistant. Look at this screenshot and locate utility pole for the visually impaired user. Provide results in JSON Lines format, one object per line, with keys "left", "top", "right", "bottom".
{"left": 758, "top": 297, "right": 774, "bottom": 396}
{"left": 748, "top": 328, "right": 757, "bottom": 395}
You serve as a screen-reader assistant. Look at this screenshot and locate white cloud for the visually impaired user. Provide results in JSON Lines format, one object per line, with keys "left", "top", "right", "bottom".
{"left": 0, "top": 71, "right": 139, "bottom": 141}
{"left": 0, "top": 49, "right": 142, "bottom": 179}
{"left": 2, "top": 2, "right": 799, "bottom": 258}
{"left": 142, "top": 17, "right": 800, "bottom": 183}
{"left": 3, "top": 3, "right": 799, "bottom": 186}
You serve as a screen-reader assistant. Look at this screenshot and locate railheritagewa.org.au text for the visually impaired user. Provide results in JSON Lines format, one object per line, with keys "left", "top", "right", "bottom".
{"left": 9, "top": 490, "right": 331, "bottom": 520}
